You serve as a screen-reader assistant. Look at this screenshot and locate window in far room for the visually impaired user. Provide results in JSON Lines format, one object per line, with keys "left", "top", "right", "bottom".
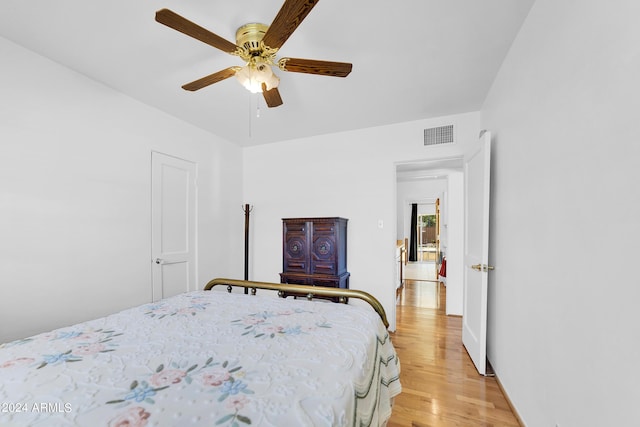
{"left": 417, "top": 214, "right": 437, "bottom": 262}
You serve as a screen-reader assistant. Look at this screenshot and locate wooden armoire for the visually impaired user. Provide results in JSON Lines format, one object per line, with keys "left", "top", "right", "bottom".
{"left": 280, "top": 217, "right": 349, "bottom": 296}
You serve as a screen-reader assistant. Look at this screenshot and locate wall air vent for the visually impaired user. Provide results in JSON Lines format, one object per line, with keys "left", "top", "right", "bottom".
{"left": 424, "top": 124, "right": 454, "bottom": 146}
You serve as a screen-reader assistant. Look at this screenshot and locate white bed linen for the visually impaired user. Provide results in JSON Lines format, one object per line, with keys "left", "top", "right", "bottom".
{"left": 0, "top": 290, "right": 401, "bottom": 426}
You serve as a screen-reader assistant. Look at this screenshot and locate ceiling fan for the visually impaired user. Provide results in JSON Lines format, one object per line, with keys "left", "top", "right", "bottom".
{"left": 155, "top": 0, "right": 353, "bottom": 108}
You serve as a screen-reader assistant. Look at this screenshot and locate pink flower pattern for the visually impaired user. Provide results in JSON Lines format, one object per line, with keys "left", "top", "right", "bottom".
{"left": 108, "top": 406, "right": 150, "bottom": 427}
{"left": 73, "top": 343, "right": 107, "bottom": 356}
{"left": 2, "top": 329, "right": 120, "bottom": 370}
{"left": 225, "top": 395, "right": 249, "bottom": 411}
{"left": 107, "top": 358, "right": 254, "bottom": 426}
{"left": 0, "top": 357, "right": 35, "bottom": 368}
{"left": 143, "top": 296, "right": 210, "bottom": 319}
{"left": 202, "top": 368, "right": 231, "bottom": 386}
{"left": 232, "top": 309, "right": 331, "bottom": 338}
{"left": 149, "top": 369, "right": 186, "bottom": 387}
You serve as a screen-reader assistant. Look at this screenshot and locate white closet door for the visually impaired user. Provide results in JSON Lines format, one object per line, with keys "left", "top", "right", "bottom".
{"left": 151, "top": 152, "right": 197, "bottom": 301}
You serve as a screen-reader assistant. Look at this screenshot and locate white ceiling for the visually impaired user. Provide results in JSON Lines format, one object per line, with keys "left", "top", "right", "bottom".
{"left": 0, "top": 0, "right": 535, "bottom": 147}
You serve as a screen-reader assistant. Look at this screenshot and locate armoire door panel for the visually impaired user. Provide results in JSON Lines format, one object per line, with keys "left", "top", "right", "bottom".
{"left": 283, "top": 234, "right": 309, "bottom": 273}
{"left": 281, "top": 217, "right": 349, "bottom": 298}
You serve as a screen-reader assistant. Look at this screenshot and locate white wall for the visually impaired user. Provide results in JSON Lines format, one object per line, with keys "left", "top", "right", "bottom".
{"left": 481, "top": 1, "right": 640, "bottom": 425}
{"left": 243, "top": 112, "right": 481, "bottom": 330}
{"left": 444, "top": 172, "right": 464, "bottom": 315}
{"left": 0, "top": 38, "right": 244, "bottom": 343}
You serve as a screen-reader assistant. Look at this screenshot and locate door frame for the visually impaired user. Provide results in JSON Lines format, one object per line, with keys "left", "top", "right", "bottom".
{"left": 395, "top": 157, "right": 465, "bottom": 321}
{"left": 151, "top": 151, "right": 198, "bottom": 301}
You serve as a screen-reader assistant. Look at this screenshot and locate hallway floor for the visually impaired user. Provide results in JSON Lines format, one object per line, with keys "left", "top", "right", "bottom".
{"left": 387, "top": 271, "right": 521, "bottom": 426}
{"left": 403, "top": 261, "right": 439, "bottom": 283}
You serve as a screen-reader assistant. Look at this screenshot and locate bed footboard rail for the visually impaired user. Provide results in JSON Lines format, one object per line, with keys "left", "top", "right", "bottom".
{"left": 204, "top": 278, "right": 389, "bottom": 328}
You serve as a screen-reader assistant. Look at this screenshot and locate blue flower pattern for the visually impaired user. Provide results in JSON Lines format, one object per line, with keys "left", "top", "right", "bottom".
{"left": 33, "top": 329, "right": 120, "bottom": 369}
{"left": 54, "top": 331, "right": 83, "bottom": 340}
{"left": 124, "top": 382, "right": 157, "bottom": 403}
{"left": 143, "top": 295, "right": 211, "bottom": 319}
{"left": 42, "top": 352, "right": 81, "bottom": 365}
{"left": 107, "top": 358, "right": 253, "bottom": 426}
{"left": 220, "top": 379, "right": 247, "bottom": 396}
{"left": 232, "top": 309, "right": 331, "bottom": 338}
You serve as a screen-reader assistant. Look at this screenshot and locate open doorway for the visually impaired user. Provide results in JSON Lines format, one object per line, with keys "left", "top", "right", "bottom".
{"left": 395, "top": 157, "right": 464, "bottom": 316}
{"left": 402, "top": 202, "right": 441, "bottom": 308}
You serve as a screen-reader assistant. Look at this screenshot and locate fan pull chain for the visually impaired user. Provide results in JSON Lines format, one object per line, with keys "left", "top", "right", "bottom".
{"left": 248, "top": 93, "right": 261, "bottom": 139}
{"left": 248, "top": 93, "right": 252, "bottom": 139}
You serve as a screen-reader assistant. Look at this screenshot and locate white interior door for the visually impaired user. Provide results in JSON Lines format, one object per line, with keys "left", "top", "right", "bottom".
{"left": 462, "top": 131, "right": 492, "bottom": 375}
{"left": 151, "top": 152, "right": 197, "bottom": 301}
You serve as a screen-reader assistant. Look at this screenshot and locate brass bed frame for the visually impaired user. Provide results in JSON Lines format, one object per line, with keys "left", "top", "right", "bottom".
{"left": 205, "top": 278, "right": 389, "bottom": 328}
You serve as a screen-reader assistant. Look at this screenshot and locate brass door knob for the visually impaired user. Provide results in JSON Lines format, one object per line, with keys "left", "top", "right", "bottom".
{"left": 471, "top": 264, "right": 495, "bottom": 272}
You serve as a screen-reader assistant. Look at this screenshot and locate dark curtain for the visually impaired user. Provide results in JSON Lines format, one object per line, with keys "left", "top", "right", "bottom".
{"left": 409, "top": 203, "right": 418, "bottom": 262}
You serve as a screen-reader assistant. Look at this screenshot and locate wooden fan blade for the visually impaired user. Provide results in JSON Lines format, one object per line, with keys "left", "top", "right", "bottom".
{"left": 155, "top": 9, "right": 238, "bottom": 53}
{"left": 279, "top": 57, "right": 352, "bottom": 77}
{"left": 182, "top": 67, "right": 237, "bottom": 91}
{"left": 262, "top": 84, "right": 284, "bottom": 108}
{"left": 262, "top": 0, "right": 319, "bottom": 50}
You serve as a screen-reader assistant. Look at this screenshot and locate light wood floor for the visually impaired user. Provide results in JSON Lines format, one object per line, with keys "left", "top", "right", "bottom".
{"left": 387, "top": 274, "right": 521, "bottom": 426}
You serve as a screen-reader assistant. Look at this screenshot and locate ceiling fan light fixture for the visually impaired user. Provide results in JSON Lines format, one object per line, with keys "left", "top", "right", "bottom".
{"left": 156, "top": 1, "right": 351, "bottom": 108}
{"left": 236, "top": 62, "right": 279, "bottom": 93}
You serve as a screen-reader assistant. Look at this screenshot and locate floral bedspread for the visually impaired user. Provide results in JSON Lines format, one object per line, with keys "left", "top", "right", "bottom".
{"left": 0, "top": 291, "right": 401, "bottom": 426}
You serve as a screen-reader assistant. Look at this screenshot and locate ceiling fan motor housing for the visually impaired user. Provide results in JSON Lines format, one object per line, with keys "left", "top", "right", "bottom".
{"left": 236, "top": 23, "right": 269, "bottom": 55}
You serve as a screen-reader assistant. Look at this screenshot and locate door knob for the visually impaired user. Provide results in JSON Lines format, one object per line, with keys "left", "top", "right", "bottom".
{"left": 471, "top": 264, "right": 494, "bottom": 272}
{"left": 154, "top": 258, "right": 164, "bottom": 265}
